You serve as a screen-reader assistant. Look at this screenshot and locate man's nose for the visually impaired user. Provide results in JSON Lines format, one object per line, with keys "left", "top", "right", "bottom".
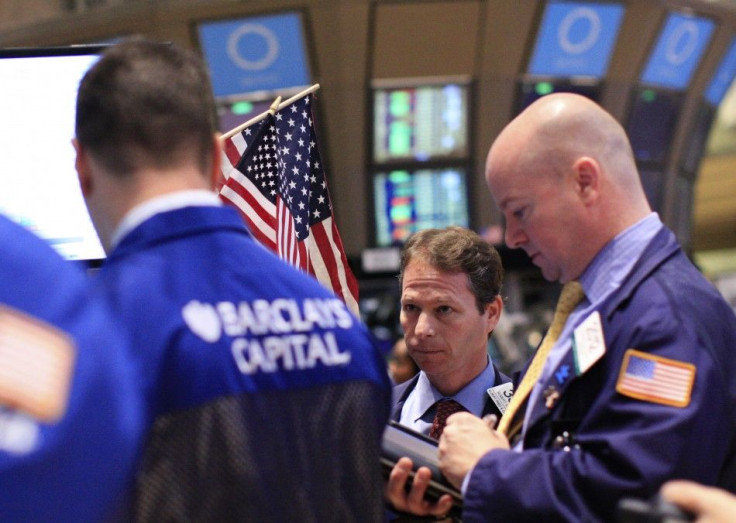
{"left": 414, "top": 312, "right": 435, "bottom": 337}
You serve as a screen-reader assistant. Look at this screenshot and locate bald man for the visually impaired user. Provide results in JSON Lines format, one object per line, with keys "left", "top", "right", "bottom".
{"left": 387, "top": 94, "right": 736, "bottom": 521}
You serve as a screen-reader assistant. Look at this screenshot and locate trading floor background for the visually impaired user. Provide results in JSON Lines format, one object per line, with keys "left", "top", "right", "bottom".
{"left": 2, "top": 0, "right": 736, "bottom": 372}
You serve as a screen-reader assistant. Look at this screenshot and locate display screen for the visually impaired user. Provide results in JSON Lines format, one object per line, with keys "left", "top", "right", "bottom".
{"left": 515, "top": 79, "right": 600, "bottom": 115}
{"left": 0, "top": 46, "right": 106, "bottom": 262}
{"left": 639, "top": 12, "right": 715, "bottom": 91}
{"left": 373, "top": 168, "right": 469, "bottom": 246}
{"left": 373, "top": 84, "right": 468, "bottom": 163}
{"left": 197, "top": 12, "right": 311, "bottom": 100}
{"left": 705, "top": 37, "right": 736, "bottom": 107}
{"left": 626, "top": 88, "right": 683, "bottom": 164}
{"left": 527, "top": 0, "right": 625, "bottom": 78}
{"left": 216, "top": 98, "right": 275, "bottom": 134}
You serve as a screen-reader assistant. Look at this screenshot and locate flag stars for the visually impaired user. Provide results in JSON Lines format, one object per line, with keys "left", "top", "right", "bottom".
{"left": 288, "top": 118, "right": 295, "bottom": 127}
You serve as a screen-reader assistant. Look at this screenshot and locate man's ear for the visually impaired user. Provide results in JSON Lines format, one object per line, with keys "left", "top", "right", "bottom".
{"left": 572, "top": 156, "right": 600, "bottom": 203}
{"left": 484, "top": 294, "right": 504, "bottom": 335}
{"left": 72, "top": 138, "right": 93, "bottom": 197}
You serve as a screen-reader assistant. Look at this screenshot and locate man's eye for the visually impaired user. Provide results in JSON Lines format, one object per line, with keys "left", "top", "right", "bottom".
{"left": 402, "top": 303, "right": 417, "bottom": 312}
{"left": 512, "top": 207, "right": 526, "bottom": 219}
{"left": 437, "top": 305, "right": 452, "bottom": 314}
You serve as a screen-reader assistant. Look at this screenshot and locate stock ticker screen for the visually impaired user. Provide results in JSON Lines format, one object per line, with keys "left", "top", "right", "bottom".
{"left": 373, "top": 168, "right": 469, "bottom": 246}
{"left": 372, "top": 83, "right": 469, "bottom": 163}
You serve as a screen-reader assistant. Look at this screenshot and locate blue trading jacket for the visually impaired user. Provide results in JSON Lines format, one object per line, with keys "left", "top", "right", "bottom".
{"left": 0, "top": 214, "right": 144, "bottom": 522}
{"left": 462, "top": 226, "right": 736, "bottom": 522}
{"left": 95, "top": 205, "right": 391, "bottom": 521}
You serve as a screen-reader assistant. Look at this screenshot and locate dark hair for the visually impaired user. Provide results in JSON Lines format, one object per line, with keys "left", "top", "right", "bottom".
{"left": 75, "top": 37, "right": 217, "bottom": 177}
{"left": 399, "top": 226, "right": 503, "bottom": 313}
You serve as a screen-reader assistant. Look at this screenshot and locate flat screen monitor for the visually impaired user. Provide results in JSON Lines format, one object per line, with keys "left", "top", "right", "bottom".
{"left": 216, "top": 98, "right": 275, "bottom": 134}
{"left": 626, "top": 88, "right": 683, "bottom": 164}
{"left": 372, "top": 82, "right": 469, "bottom": 163}
{"left": 515, "top": 78, "right": 600, "bottom": 115}
{"left": 527, "top": 0, "right": 625, "bottom": 79}
{"left": 373, "top": 167, "right": 469, "bottom": 246}
{"left": 197, "top": 11, "right": 311, "bottom": 100}
{"left": 0, "top": 45, "right": 106, "bottom": 263}
{"left": 639, "top": 11, "right": 715, "bottom": 91}
{"left": 705, "top": 37, "right": 736, "bottom": 107}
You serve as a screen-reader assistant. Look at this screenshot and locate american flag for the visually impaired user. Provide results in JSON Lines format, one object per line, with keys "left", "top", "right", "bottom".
{"left": 219, "top": 94, "right": 359, "bottom": 315}
{"left": 616, "top": 350, "right": 695, "bottom": 407}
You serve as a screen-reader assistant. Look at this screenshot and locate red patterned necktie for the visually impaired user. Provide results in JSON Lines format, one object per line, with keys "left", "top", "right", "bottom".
{"left": 429, "top": 399, "right": 466, "bottom": 440}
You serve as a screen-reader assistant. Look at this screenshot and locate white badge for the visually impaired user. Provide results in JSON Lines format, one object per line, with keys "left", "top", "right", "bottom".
{"left": 487, "top": 382, "right": 514, "bottom": 414}
{"left": 572, "top": 311, "right": 606, "bottom": 375}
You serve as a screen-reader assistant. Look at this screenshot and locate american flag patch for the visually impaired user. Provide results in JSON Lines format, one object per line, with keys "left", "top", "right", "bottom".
{"left": 616, "top": 349, "right": 695, "bottom": 407}
{"left": 0, "top": 305, "right": 76, "bottom": 422}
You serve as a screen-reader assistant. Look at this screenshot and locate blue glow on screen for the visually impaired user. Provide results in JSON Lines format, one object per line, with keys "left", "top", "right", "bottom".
{"left": 705, "top": 38, "right": 736, "bottom": 107}
{"left": 640, "top": 12, "right": 715, "bottom": 91}
{"left": 528, "top": 1, "right": 625, "bottom": 78}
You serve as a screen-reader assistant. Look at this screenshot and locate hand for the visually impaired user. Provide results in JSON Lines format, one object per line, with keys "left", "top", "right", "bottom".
{"left": 385, "top": 457, "right": 455, "bottom": 517}
{"left": 661, "top": 480, "right": 736, "bottom": 522}
{"left": 438, "top": 412, "right": 509, "bottom": 489}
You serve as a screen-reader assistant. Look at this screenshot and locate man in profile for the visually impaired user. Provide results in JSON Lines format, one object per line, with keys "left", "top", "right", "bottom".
{"left": 74, "top": 38, "right": 391, "bottom": 521}
{"left": 388, "top": 94, "right": 736, "bottom": 520}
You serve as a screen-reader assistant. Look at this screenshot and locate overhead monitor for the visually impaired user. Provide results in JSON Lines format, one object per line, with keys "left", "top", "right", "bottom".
{"left": 527, "top": 0, "right": 625, "bottom": 79}
{"left": 372, "top": 82, "right": 469, "bottom": 163}
{"left": 373, "top": 168, "right": 469, "bottom": 246}
{"left": 197, "top": 11, "right": 311, "bottom": 100}
{"left": 705, "top": 37, "right": 736, "bottom": 107}
{"left": 515, "top": 78, "right": 600, "bottom": 115}
{"left": 216, "top": 98, "right": 275, "bottom": 134}
{"left": 626, "top": 88, "right": 683, "bottom": 164}
{"left": 0, "top": 45, "right": 106, "bottom": 264}
{"left": 639, "top": 11, "right": 715, "bottom": 91}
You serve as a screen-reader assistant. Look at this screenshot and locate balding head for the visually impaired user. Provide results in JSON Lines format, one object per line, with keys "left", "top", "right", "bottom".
{"left": 491, "top": 94, "right": 643, "bottom": 197}
{"left": 485, "top": 94, "right": 652, "bottom": 282}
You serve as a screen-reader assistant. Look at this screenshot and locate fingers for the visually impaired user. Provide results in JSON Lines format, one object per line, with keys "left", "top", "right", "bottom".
{"left": 385, "top": 458, "right": 454, "bottom": 517}
{"left": 661, "top": 479, "right": 734, "bottom": 517}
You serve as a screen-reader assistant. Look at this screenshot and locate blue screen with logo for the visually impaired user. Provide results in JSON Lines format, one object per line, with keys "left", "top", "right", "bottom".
{"left": 527, "top": 1, "right": 625, "bottom": 78}
{"left": 198, "top": 12, "right": 311, "bottom": 99}
{"left": 705, "top": 38, "right": 736, "bottom": 107}
{"left": 640, "top": 12, "right": 715, "bottom": 91}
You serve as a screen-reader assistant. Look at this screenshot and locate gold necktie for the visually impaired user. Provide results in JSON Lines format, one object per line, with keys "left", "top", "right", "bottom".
{"left": 497, "top": 281, "right": 585, "bottom": 437}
